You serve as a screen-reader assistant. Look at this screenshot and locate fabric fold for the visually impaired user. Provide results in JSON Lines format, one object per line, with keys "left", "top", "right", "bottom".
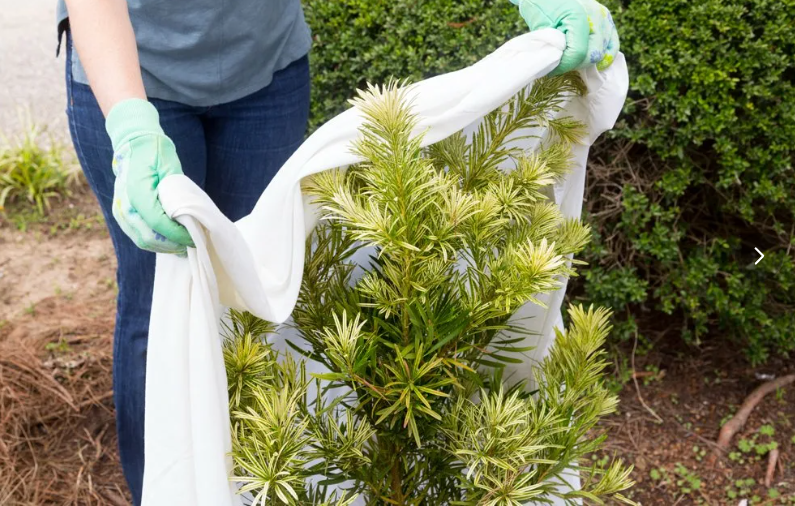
{"left": 144, "top": 29, "right": 628, "bottom": 506}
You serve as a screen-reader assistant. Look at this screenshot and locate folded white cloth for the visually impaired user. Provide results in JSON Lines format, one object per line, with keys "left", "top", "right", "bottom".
{"left": 143, "top": 28, "right": 629, "bottom": 506}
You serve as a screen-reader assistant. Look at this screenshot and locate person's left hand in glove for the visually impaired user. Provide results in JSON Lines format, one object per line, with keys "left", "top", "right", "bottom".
{"left": 511, "top": 0, "right": 620, "bottom": 75}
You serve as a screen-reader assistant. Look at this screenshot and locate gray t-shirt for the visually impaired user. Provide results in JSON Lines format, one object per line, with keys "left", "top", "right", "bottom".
{"left": 57, "top": 0, "right": 312, "bottom": 107}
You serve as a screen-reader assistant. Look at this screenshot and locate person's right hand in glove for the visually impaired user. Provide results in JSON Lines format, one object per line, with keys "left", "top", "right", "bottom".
{"left": 511, "top": 0, "right": 620, "bottom": 75}
{"left": 106, "top": 98, "right": 194, "bottom": 255}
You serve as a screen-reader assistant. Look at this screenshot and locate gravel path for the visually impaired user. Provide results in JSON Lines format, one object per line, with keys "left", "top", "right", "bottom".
{"left": 0, "top": 0, "right": 69, "bottom": 141}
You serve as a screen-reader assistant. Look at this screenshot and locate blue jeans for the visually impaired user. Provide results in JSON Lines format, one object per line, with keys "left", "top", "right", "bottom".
{"left": 64, "top": 33, "right": 310, "bottom": 505}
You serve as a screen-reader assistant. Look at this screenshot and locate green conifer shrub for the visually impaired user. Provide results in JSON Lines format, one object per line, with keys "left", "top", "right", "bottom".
{"left": 223, "top": 77, "right": 633, "bottom": 505}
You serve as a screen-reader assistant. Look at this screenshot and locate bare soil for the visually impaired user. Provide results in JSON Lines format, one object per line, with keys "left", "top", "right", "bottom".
{"left": 0, "top": 203, "right": 114, "bottom": 323}
{"left": 594, "top": 340, "right": 795, "bottom": 505}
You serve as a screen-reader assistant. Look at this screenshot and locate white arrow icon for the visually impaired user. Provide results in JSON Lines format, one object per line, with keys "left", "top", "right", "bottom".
{"left": 754, "top": 247, "right": 764, "bottom": 265}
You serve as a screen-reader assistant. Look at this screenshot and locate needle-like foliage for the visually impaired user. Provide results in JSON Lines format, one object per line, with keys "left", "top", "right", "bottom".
{"left": 224, "top": 75, "right": 635, "bottom": 505}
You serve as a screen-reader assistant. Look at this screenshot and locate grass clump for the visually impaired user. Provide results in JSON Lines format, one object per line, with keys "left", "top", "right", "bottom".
{"left": 0, "top": 124, "right": 77, "bottom": 216}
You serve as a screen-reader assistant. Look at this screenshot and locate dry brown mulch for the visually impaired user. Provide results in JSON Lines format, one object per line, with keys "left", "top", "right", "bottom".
{"left": 0, "top": 295, "right": 128, "bottom": 505}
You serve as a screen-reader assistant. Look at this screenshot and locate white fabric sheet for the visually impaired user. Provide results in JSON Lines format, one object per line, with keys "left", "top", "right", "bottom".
{"left": 144, "top": 29, "right": 629, "bottom": 506}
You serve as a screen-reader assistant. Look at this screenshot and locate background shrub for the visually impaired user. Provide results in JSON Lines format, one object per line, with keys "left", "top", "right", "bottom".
{"left": 303, "top": 0, "right": 795, "bottom": 363}
{"left": 585, "top": 0, "right": 795, "bottom": 363}
{"left": 304, "top": 0, "right": 526, "bottom": 132}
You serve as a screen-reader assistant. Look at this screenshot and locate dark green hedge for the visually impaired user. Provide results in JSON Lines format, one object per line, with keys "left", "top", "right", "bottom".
{"left": 303, "top": 0, "right": 795, "bottom": 363}
{"left": 589, "top": 0, "right": 795, "bottom": 363}
{"left": 303, "top": 0, "right": 526, "bottom": 131}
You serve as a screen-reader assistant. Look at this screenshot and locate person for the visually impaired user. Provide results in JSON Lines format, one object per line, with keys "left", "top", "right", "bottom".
{"left": 57, "top": 0, "right": 619, "bottom": 503}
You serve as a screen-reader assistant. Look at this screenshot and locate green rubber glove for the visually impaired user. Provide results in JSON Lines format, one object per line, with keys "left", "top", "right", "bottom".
{"left": 511, "top": 0, "right": 620, "bottom": 75}
{"left": 106, "top": 99, "right": 193, "bottom": 255}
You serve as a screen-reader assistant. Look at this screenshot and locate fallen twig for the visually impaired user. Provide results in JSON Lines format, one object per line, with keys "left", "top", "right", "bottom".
{"left": 631, "top": 329, "right": 664, "bottom": 424}
{"left": 631, "top": 370, "right": 666, "bottom": 380}
{"left": 102, "top": 488, "right": 129, "bottom": 506}
{"left": 713, "top": 374, "right": 795, "bottom": 458}
{"left": 764, "top": 447, "right": 779, "bottom": 487}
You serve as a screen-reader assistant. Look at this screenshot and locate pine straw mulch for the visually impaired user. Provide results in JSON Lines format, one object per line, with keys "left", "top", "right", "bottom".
{"left": 0, "top": 295, "right": 129, "bottom": 505}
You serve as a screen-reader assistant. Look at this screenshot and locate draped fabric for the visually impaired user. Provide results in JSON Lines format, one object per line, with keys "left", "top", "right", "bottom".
{"left": 142, "top": 29, "right": 629, "bottom": 506}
